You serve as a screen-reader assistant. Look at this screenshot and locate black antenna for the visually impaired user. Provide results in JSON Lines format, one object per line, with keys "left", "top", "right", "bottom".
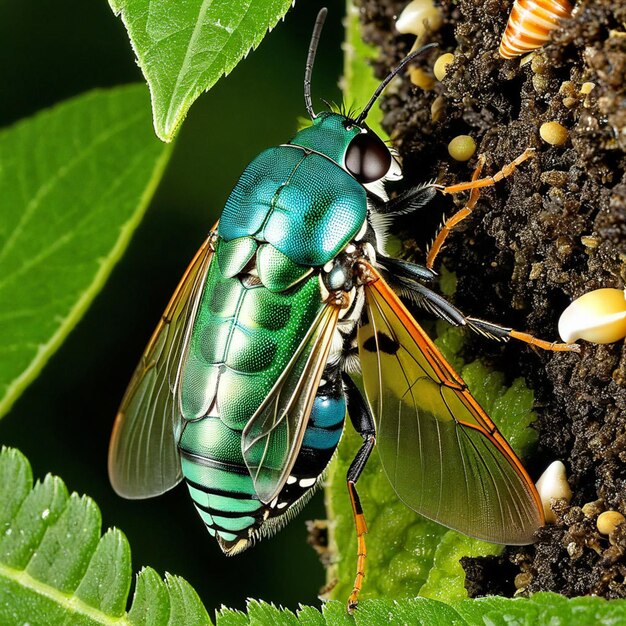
{"left": 355, "top": 43, "right": 438, "bottom": 126}
{"left": 304, "top": 8, "right": 328, "bottom": 119}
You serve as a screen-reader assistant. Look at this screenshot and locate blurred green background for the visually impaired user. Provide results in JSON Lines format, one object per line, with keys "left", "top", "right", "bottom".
{"left": 0, "top": 0, "right": 345, "bottom": 614}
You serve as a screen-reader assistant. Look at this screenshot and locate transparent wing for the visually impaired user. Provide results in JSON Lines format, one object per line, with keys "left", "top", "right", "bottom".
{"left": 108, "top": 235, "right": 215, "bottom": 499}
{"left": 358, "top": 261, "right": 544, "bottom": 544}
{"left": 242, "top": 303, "right": 340, "bottom": 504}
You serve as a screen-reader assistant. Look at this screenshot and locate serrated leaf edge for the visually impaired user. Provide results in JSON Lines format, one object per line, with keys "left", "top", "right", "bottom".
{"left": 1, "top": 447, "right": 212, "bottom": 626}
{"left": 110, "top": 2, "right": 295, "bottom": 141}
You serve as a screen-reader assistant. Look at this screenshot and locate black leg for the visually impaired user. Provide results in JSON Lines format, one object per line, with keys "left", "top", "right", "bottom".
{"left": 377, "top": 256, "right": 437, "bottom": 283}
{"left": 374, "top": 263, "right": 467, "bottom": 326}
{"left": 393, "top": 279, "right": 580, "bottom": 353}
{"left": 342, "top": 373, "right": 376, "bottom": 613}
{"left": 368, "top": 183, "right": 436, "bottom": 216}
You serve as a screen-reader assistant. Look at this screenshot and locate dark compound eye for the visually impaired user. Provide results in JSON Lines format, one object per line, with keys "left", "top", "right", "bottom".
{"left": 344, "top": 130, "right": 392, "bottom": 184}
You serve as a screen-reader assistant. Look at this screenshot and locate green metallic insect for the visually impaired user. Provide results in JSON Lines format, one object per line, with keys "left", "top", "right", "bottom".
{"left": 109, "top": 9, "right": 578, "bottom": 610}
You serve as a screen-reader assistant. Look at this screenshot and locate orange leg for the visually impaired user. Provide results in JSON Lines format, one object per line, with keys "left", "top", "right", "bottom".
{"left": 508, "top": 330, "right": 580, "bottom": 352}
{"left": 342, "top": 374, "right": 377, "bottom": 613}
{"left": 427, "top": 148, "right": 536, "bottom": 269}
{"left": 347, "top": 481, "right": 369, "bottom": 613}
{"left": 441, "top": 148, "right": 535, "bottom": 195}
{"left": 465, "top": 317, "right": 580, "bottom": 352}
{"left": 427, "top": 156, "right": 485, "bottom": 269}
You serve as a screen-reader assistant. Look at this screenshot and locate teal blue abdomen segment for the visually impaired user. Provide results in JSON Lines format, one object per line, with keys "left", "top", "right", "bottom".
{"left": 302, "top": 393, "right": 345, "bottom": 450}
{"left": 218, "top": 146, "right": 366, "bottom": 267}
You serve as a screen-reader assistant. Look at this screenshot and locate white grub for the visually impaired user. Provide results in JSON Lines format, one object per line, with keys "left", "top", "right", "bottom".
{"left": 535, "top": 460, "right": 572, "bottom": 524}
{"left": 396, "top": 0, "right": 443, "bottom": 47}
{"left": 558, "top": 288, "right": 626, "bottom": 344}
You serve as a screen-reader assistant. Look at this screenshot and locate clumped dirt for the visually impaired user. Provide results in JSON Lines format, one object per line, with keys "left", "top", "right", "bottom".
{"left": 358, "top": 0, "right": 626, "bottom": 599}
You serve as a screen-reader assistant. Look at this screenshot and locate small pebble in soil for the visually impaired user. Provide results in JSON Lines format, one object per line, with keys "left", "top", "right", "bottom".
{"left": 582, "top": 500, "right": 604, "bottom": 518}
{"left": 430, "top": 95, "right": 445, "bottom": 122}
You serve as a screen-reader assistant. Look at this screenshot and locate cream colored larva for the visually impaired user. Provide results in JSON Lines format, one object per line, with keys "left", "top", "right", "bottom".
{"left": 396, "top": 0, "right": 443, "bottom": 49}
{"left": 499, "top": 0, "right": 574, "bottom": 59}
{"left": 558, "top": 288, "right": 626, "bottom": 344}
{"left": 535, "top": 461, "right": 572, "bottom": 524}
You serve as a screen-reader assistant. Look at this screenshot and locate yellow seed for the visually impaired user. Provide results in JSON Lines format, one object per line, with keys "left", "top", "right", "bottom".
{"left": 540, "top": 121, "right": 569, "bottom": 146}
{"left": 558, "top": 288, "right": 626, "bottom": 344}
{"left": 447, "top": 135, "right": 476, "bottom": 162}
{"left": 396, "top": 0, "right": 443, "bottom": 43}
{"left": 430, "top": 95, "right": 445, "bottom": 122}
{"left": 535, "top": 461, "right": 572, "bottom": 524}
{"left": 409, "top": 67, "right": 435, "bottom": 90}
{"left": 433, "top": 53, "right": 455, "bottom": 81}
{"left": 580, "top": 82, "right": 596, "bottom": 95}
{"left": 532, "top": 74, "right": 549, "bottom": 93}
{"left": 597, "top": 510, "right": 626, "bottom": 535}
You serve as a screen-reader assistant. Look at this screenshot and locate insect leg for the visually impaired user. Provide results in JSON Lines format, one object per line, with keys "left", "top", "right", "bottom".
{"left": 368, "top": 182, "right": 436, "bottom": 216}
{"left": 342, "top": 372, "right": 376, "bottom": 613}
{"left": 413, "top": 282, "right": 580, "bottom": 353}
{"left": 377, "top": 255, "right": 438, "bottom": 283}
{"left": 441, "top": 148, "right": 535, "bottom": 195}
{"left": 427, "top": 156, "right": 485, "bottom": 269}
{"left": 428, "top": 149, "right": 535, "bottom": 268}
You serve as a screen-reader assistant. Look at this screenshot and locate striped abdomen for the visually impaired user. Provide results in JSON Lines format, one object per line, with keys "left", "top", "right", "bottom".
{"left": 499, "top": 0, "right": 573, "bottom": 59}
{"left": 179, "top": 375, "right": 346, "bottom": 554}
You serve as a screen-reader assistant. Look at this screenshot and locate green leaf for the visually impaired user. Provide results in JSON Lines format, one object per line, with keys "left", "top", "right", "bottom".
{"left": 214, "top": 595, "right": 626, "bottom": 625}
{"left": 453, "top": 593, "right": 626, "bottom": 626}
{"left": 108, "top": 0, "right": 294, "bottom": 142}
{"left": 0, "top": 85, "right": 171, "bottom": 418}
{"left": 2, "top": 450, "right": 624, "bottom": 624}
{"left": 0, "top": 446, "right": 211, "bottom": 626}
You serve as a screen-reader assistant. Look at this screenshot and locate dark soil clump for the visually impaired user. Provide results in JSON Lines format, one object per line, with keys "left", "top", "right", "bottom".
{"left": 358, "top": 0, "right": 626, "bottom": 599}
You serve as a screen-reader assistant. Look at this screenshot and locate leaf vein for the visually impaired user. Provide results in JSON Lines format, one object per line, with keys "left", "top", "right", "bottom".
{"left": 0, "top": 110, "right": 145, "bottom": 267}
{"left": 0, "top": 563, "right": 130, "bottom": 626}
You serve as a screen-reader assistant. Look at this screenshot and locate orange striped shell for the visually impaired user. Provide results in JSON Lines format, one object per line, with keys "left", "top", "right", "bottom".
{"left": 499, "top": 0, "right": 573, "bottom": 59}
